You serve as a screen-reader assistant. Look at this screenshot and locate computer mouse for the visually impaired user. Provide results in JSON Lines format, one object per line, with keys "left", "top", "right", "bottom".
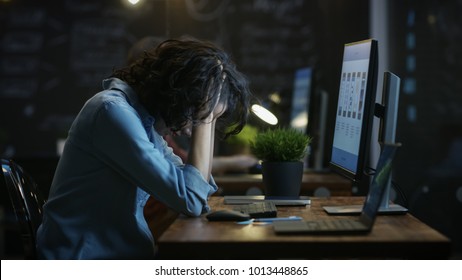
{"left": 206, "top": 209, "right": 251, "bottom": 222}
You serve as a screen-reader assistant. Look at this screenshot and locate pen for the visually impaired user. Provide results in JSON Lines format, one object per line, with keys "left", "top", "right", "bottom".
{"left": 253, "top": 216, "right": 302, "bottom": 223}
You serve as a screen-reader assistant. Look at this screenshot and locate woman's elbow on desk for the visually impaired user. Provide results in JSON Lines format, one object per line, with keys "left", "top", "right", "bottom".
{"left": 181, "top": 201, "right": 206, "bottom": 217}
{"left": 172, "top": 192, "right": 208, "bottom": 217}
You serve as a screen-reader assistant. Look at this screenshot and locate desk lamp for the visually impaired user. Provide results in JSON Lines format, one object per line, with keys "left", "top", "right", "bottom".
{"left": 251, "top": 104, "right": 278, "bottom": 125}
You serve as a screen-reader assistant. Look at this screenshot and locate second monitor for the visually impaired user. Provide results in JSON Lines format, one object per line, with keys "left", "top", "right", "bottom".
{"left": 326, "top": 39, "right": 407, "bottom": 214}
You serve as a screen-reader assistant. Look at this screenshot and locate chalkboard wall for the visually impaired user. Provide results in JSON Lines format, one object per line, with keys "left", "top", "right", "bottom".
{"left": 1, "top": 0, "right": 166, "bottom": 156}
{"left": 0, "top": 0, "right": 369, "bottom": 158}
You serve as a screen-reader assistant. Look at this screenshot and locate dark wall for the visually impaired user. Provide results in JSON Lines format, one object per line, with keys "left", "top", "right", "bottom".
{"left": 0, "top": 0, "right": 329, "bottom": 158}
{"left": 389, "top": 0, "right": 462, "bottom": 256}
{"left": 0, "top": 0, "right": 167, "bottom": 156}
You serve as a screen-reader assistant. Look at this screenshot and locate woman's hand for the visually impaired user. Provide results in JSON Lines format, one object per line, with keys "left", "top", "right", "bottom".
{"left": 210, "top": 101, "right": 227, "bottom": 120}
{"left": 204, "top": 71, "right": 227, "bottom": 122}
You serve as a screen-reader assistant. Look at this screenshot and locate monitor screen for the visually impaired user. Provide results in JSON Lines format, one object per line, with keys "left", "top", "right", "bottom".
{"left": 330, "top": 39, "right": 378, "bottom": 182}
{"left": 290, "top": 67, "right": 312, "bottom": 134}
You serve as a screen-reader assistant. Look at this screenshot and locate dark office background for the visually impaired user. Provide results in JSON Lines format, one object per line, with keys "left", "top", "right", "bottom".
{"left": 1, "top": 0, "right": 461, "bottom": 258}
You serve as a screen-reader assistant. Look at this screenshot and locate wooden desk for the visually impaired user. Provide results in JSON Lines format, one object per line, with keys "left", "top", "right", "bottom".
{"left": 157, "top": 196, "right": 451, "bottom": 259}
{"left": 213, "top": 172, "right": 352, "bottom": 196}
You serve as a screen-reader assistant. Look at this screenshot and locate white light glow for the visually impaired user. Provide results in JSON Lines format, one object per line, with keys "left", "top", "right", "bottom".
{"left": 251, "top": 104, "right": 278, "bottom": 125}
{"left": 290, "top": 112, "right": 308, "bottom": 129}
{"left": 268, "top": 92, "right": 281, "bottom": 104}
{"left": 128, "top": 0, "right": 140, "bottom": 5}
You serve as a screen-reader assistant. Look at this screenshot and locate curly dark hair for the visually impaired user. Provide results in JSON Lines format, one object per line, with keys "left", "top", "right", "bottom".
{"left": 112, "top": 38, "right": 251, "bottom": 139}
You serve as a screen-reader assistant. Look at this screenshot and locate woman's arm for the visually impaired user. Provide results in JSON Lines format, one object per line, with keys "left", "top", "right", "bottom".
{"left": 187, "top": 119, "right": 215, "bottom": 181}
{"left": 91, "top": 101, "right": 216, "bottom": 216}
{"left": 187, "top": 101, "right": 225, "bottom": 181}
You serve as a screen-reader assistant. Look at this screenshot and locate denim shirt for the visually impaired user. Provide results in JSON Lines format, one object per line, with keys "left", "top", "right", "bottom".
{"left": 36, "top": 78, "right": 217, "bottom": 259}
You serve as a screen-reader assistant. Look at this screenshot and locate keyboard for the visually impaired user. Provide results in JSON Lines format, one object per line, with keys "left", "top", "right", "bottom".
{"left": 233, "top": 201, "right": 277, "bottom": 218}
{"left": 273, "top": 218, "right": 370, "bottom": 235}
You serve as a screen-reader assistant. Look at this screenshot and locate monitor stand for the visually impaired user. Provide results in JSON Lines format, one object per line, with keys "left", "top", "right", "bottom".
{"left": 323, "top": 170, "right": 408, "bottom": 215}
{"left": 324, "top": 72, "right": 408, "bottom": 215}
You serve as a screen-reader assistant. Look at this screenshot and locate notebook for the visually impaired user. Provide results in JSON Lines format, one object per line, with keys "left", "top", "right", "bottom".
{"left": 273, "top": 143, "right": 399, "bottom": 234}
{"left": 224, "top": 195, "right": 311, "bottom": 206}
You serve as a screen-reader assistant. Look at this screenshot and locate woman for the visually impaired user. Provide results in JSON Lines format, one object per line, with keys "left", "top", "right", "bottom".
{"left": 36, "top": 38, "right": 251, "bottom": 259}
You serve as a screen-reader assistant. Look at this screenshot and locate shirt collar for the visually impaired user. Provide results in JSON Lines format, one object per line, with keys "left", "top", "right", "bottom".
{"left": 102, "top": 78, "right": 155, "bottom": 128}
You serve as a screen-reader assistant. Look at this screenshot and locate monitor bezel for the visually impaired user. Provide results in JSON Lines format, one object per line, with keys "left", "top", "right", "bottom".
{"left": 329, "top": 39, "right": 379, "bottom": 183}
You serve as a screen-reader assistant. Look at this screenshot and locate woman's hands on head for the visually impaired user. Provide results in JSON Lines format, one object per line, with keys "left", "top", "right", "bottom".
{"left": 205, "top": 71, "right": 228, "bottom": 122}
{"left": 210, "top": 101, "right": 227, "bottom": 121}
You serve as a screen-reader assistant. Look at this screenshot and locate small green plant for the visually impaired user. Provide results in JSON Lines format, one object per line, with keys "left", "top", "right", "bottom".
{"left": 250, "top": 128, "right": 312, "bottom": 162}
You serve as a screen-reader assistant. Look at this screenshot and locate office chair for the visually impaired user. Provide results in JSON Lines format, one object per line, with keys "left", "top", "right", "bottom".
{"left": 1, "top": 159, "right": 46, "bottom": 259}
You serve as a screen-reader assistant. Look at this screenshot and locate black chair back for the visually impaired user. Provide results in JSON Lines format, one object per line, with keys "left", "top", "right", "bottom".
{"left": 1, "top": 159, "right": 46, "bottom": 259}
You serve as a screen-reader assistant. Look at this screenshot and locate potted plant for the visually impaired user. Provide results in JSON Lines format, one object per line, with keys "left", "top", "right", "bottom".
{"left": 250, "top": 128, "right": 312, "bottom": 197}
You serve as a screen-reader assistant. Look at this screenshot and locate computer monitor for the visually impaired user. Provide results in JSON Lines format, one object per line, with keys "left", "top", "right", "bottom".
{"left": 290, "top": 67, "right": 313, "bottom": 134}
{"left": 329, "top": 39, "right": 379, "bottom": 185}
{"left": 327, "top": 39, "right": 407, "bottom": 214}
{"left": 290, "top": 67, "right": 329, "bottom": 171}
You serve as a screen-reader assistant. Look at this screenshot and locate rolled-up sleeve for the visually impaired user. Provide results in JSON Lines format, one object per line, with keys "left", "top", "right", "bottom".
{"left": 182, "top": 165, "right": 218, "bottom": 213}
